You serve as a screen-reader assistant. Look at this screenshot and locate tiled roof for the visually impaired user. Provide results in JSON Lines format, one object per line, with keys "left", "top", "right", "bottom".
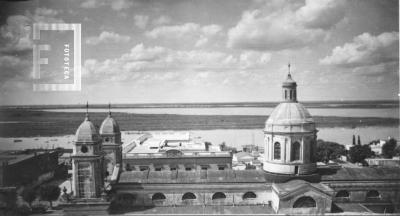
{"left": 118, "top": 170, "right": 267, "bottom": 184}
{"left": 320, "top": 167, "right": 400, "bottom": 181}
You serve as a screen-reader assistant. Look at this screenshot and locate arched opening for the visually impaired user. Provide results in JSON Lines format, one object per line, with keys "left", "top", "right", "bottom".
{"left": 182, "top": 192, "right": 196, "bottom": 200}
{"left": 274, "top": 142, "right": 281, "bottom": 160}
{"left": 336, "top": 190, "right": 350, "bottom": 198}
{"left": 290, "top": 90, "right": 293, "bottom": 100}
{"left": 366, "top": 190, "right": 380, "bottom": 200}
{"left": 293, "top": 90, "right": 296, "bottom": 100}
{"left": 152, "top": 193, "right": 166, "bottom": 201}
{"left": 291, "top": 142, "right": 300, "bottom": 161}
{"left": 242, "top": 191, "right": 257, "bottom": 200}
{"left": 212, "top": 192, "right": 226, "bottom": 200}
{"left": 293, "top": 196, "right": 316, "bottom": 208}
{"left": 285, "top": 90, "right": 287, "bottom": 99}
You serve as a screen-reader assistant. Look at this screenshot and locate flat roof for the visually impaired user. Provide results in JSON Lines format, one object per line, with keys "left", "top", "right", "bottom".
{"left": 124, "top": 131, "right": 221, "bottom": 155}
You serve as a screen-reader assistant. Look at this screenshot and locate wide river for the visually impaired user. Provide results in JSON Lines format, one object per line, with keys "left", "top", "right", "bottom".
{"left": 43, "top": 107, "right": 399, "bottom": 118}
{"left": 0, "top": 107, "right": 398, "bottom": 150}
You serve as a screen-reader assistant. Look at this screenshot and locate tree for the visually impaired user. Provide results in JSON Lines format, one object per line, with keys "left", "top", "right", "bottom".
{"left": 21, "top": 186, "right": 36, "bottom": 208}
{"left": 349, "top": 144, "right": 373, "bottom": 164}
{"left": 316, "top": 140, "right": 346, "bottom": 163}
{"left": 357, "top": 135, "right": 361, "bottom": 145}
{"left": 39, "top": 185, "right": 60, "bottom": 209}
{"left": 382, "top": 138, "right": 397, "bottom": 158}
{"left": 352, "top": 135, "right": 356, "bottom": 145}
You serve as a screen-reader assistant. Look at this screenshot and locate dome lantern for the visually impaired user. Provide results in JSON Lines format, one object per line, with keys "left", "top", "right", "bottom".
{"left": 282, "top": 63, "right": 297, "bottom": 102}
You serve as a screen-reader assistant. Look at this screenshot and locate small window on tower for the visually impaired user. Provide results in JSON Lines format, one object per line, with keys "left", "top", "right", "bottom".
{"left": 105, "top": 137, "right": 110, "bottom": 142}
{"left": 81, "top": 145, "right": 88, "bottom": 153}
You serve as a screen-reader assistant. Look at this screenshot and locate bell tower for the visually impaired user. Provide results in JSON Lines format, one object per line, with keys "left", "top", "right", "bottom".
{"left": 71, "top": 102, "right": 104, "bottom": 198}
{"left": 100, "top": 103, "right": 122, "bottom": 180}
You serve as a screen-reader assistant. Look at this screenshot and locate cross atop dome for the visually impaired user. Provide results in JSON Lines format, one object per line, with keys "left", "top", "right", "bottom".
{"left": 108, "top": 102, "right": 112, "bottom": 116}
{"left": 85, "top": 101, "right": 89, "bottom": 121}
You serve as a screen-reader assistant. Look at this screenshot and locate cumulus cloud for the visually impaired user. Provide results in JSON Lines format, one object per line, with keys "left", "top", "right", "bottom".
{"left": 86, "top": 31, "right": 131, "bottom": 45}
{"left": 227, "top": 0, "right": 346, "bottom": 51}
{"left": 296, "top": 0, "right": 346, "bottom": 29}
{"left": 0, "top": 8, "right": 65, "bottom": 88}
{"left": 145, "top": 23, "right": 200, "bottom": 39}
{"left": 319, "top": 32, "right": 399, "bottom": 67}
{"left": 134, "top": 15, "right": 149, "bottom": 29}
{"left": 152, "top": 16, "right": 172, "bottom": 26}
{"left": 83, "top": 43, "right": 271, "bottom": 82}
{"left": 146, "top": 23, "right": 223, "bottom": 47}
{"left": 81, "top": 0, "right": 133, "bottom": 11}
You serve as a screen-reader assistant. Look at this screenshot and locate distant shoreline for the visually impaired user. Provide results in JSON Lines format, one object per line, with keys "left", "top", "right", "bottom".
{"left": 1, "top": 100, "right": 399, "bottom": 109}
{"left": 0, "top": 109, "right": 398, "bottom": 138}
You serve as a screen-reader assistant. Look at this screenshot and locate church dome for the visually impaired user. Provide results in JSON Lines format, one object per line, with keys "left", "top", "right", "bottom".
{"left": 100, "top": 114, "right": 120, "bottom": 135}
{"left": 266, "top": 102, "right": 314, "bottom": 125}
{"left": 75, "top": 117, "right": 100, "bottom": 143}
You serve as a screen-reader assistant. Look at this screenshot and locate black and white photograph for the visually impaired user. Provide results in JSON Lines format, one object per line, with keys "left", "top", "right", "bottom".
{"left": 0, "top": 0, "right": 399, "bottom": 215}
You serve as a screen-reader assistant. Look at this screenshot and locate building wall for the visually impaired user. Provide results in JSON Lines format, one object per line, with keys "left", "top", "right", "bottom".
{"left": 324, "top": 181, "right": 400, "bottom": 208}
{"left": 113, "top": 183, "right": 273, "bottom": 207}
{"left": 263, "top": 133, "right": 316, "bottom": 175}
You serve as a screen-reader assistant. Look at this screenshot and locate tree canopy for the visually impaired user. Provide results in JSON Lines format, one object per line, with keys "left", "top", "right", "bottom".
{"left": 382, "top": 138, "right": 397, "bottom": 158}
{"left": 349, "top": 144, "right": 374, "bottom": 164}
{"left": 315, "top": 139, "right": 346, "bottom": 163}
{"left": 39, "top": 185, "right": 60, "bottom": 208}
{"left": 21, "top": 186, "right": 36, "bottom": 207}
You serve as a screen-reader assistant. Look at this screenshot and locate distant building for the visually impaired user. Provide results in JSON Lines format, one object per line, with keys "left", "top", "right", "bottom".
{"left": 365, "top": 157, "right": 400, "bottom": 167}
{"left": 124, "top": 131, "right": 232, "bottom": 171}
{"left": 233, "top": 152, "right": 254, "bottom": 164}
{"left": 369, "top": 139, "right": 386, "bottom": 155}
{"left": 242, "top": 144, "right": 258, "bottom": 153}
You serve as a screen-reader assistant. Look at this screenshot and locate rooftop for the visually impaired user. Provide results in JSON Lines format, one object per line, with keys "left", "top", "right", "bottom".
{"left": 118, "top": 170, "right": 267, "bottom": 184}
{"left": 124, "top": 131, "right": 221, "bottom": 155}
{"left": 320, "top": 167, "right": 400, "bottom": 181}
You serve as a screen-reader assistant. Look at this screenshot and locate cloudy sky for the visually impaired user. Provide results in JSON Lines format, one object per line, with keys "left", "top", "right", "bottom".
{"left": 0, "top": 0, "right": 398, "bottom": 105}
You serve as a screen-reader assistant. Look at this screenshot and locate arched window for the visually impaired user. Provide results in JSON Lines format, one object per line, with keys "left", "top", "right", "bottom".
{"left": 242, "top": 192, "right": 257, "bottom": 200}
{"left": 336, "top": 190, "right": 350, "bottom": 198}
{"left": 366, "top": 190, "right": 380, "bottom": 200}
{"left": 290, "top": 90, "right": 293, "bottom": 100}
{"left": 182, "top": 192, "right": 196, "bottom": 200}
{"left": 293, "top": 196, "right": 316, "bottom": 208}
{"left": 152, "top": 193, "right": 166, "bottom": 201}
{"left": 212, "top": 192, "right": 226, "bottom": 200}
{"left": 291, "top": 142, "right": 301, "bottom": 161}
{"left": 293, "top": 90, "right": 296, "bottom": 100}
{"left": 285, "top": 90, "right": 287, "bottom": 99}
{"left": 274, "top": 142, "right": 281, "bottom": 160}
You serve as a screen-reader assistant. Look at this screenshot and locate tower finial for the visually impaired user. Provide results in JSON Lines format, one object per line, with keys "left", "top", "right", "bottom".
{"left": 85, "top": 101, "right": 89, "bottom": 120}
{"left": 288, "top": 63, "right": 291, "bottom": 75}
{"left": 108, "top": 102, "right": 111, "bottom": 116}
